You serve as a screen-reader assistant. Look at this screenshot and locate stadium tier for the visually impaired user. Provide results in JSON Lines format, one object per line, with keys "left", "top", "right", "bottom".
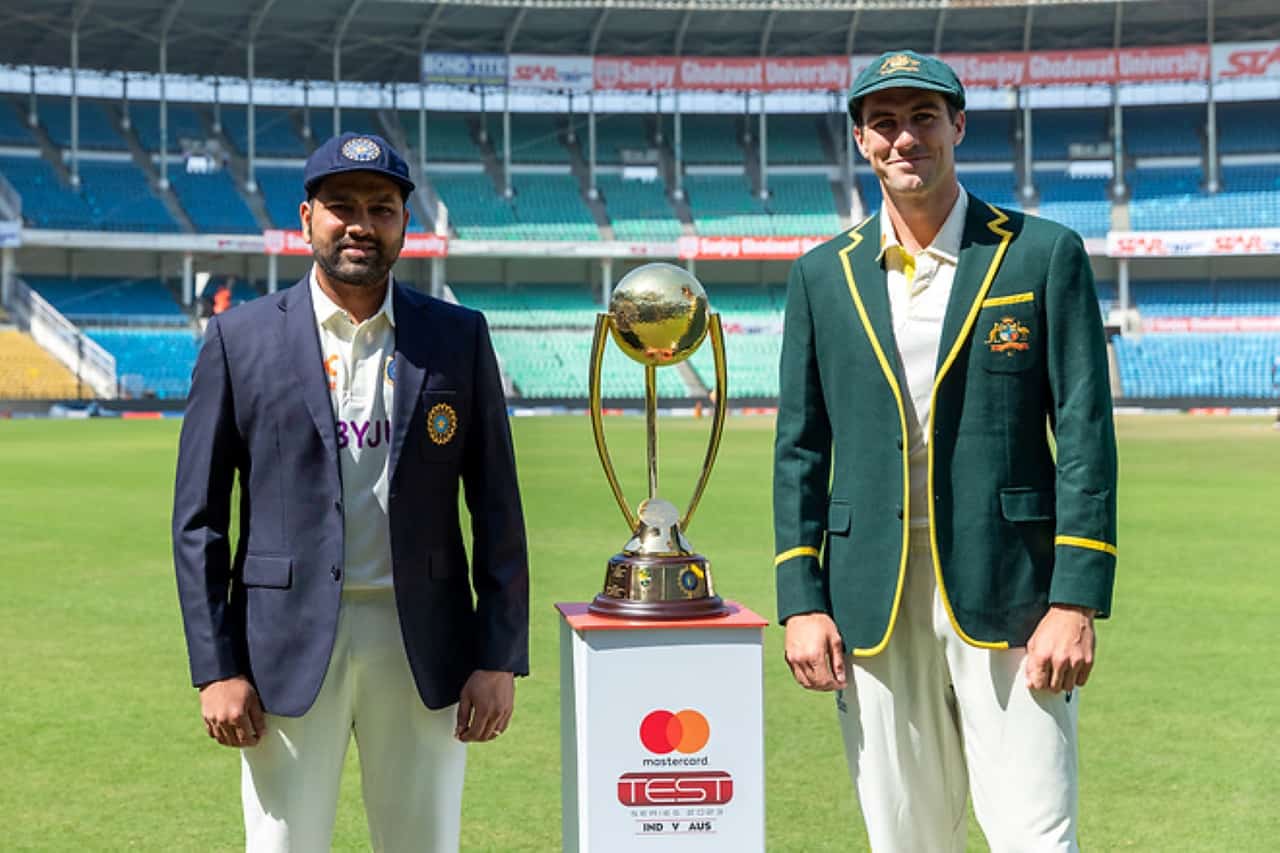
{"left": 506, "top": 114, "right": 570, "bottom": 163}
{"left": 590, "top": 114, "right": 652, "bottom": 165}
{"left": 686, "top": 174, "right": 771, "bottom": 236}
{"left": 27, "top": 276, "right": 186, "bottom": 325}
{"left": 957, "top": 111, "right": 1015, "bottom": 163}
{"left": 128, "top": 102, "right": 207, "bottom": 153}
{"left": 255, "top": 164, "right": 306, "bottom": 229}
{"left": 764, "top": 175, "right": 843, "bottom": 237}
{"left": 0, "top": 153, "right": 98, "bottom": 230}
{"left": 85, "top": 327, "right": 200, "bottom": 399}
{"left": 1032, "top": 108, "right": 1109, "bottom": 160}
{"left": 221, "top": 107, "right": 308, "bottom": 158}
{"left": 764, "top": 115, "right": 830, "bottom": 165}
{"left": 0, "top": 329, "right": 83, "bottom": 399}
{"left": 453, "top": 283, "right": 599, "bottom": 327}
{"left": 1033, "top": 170, "right": 1113, "bottom": 239}
{"left": 680, "top": 115, "right": 745, "bottom": 164}
{"left": 1113, "top": 333, "right": 1280, "bottom": 400}
{"left": 0, "top": 99, "right": 36, "bottom": 146}
{"left": 38, "top": 99, "right": 125, "bottom": 151}
{"left": 596, "top": 174, "right": 683, "bottom": 241}
{"left": 168, "top": 169, "right": 259, "bottom": 233}
{"left": 1125, "top": 105, "right": 1204, "bottom": 158}
{"left": 1129, "top": 164, "right": 1280, "bottom": 231}
{"left": 400, "top": 112, "right": 489, "bottom": 163}
{"left": 1130, "top": 279, "right": 1280, "bottom": 317}
{"left": 431, "top": 171, "right": 598, "bottom": 241}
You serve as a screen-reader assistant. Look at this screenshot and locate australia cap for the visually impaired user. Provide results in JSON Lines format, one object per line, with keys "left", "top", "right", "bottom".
{"left": 303, "top": 132, "right": 415, "bottom": 196}
{"left": 847, "top": 50, "right": 966, "bottom": 120}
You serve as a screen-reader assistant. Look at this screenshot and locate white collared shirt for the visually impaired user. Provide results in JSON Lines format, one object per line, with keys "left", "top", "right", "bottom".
{"left": 310, "top": 269, "right": 397, "bottom": 589}
{"left": 877, "top": 186, "right": 968, "bottom": 526}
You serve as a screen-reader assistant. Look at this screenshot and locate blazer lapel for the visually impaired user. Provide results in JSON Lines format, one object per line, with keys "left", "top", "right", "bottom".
{"left": 934, "top": 197, "right": 1016, "bottom": 383}
{"left": 283, "top": 279, "right": 339, "bottom": 459}
{"left": 388, "top": 283, "right": 429, "bottom": 477}
{"left": 838, "top": 213, "right": 905, "bottom": 398}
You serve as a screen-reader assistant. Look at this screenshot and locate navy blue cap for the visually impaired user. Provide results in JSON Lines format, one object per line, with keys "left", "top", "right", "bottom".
{"left": 304, "top": 132, "right": 415, "bottom": 196}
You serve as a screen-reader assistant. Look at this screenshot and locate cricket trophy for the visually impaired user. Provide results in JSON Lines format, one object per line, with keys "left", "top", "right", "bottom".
{"left": 587, "top": 262, "right": 729, "bottom": 619}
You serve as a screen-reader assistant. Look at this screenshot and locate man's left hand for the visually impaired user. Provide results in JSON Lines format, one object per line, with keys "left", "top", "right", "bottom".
{"left": 455, "top": 670, "right": 514, "bottom": 743}
{"left": 1025, "top": 605, "right": 1097, "bottom": 693}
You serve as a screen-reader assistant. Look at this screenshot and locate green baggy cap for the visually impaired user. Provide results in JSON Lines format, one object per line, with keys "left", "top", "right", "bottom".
{"left": 848, "top": 50, "right": 966, "bottom": 120}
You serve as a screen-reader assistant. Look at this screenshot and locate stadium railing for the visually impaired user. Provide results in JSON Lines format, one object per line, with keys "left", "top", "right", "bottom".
{"left": 7, "top": 277, "right": 118, "bottom": 398}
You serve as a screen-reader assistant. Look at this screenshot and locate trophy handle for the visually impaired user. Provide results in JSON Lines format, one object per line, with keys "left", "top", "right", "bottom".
{"left": 589, "top": 313, "right": 638, "bottom": 531}
{"left": 680, "top": 312, "right": 727, "bottom": 533}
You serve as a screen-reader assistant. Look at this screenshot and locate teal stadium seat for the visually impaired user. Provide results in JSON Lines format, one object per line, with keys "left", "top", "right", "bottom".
{"left": 597, "top": 175, "right": 682, "bottom": 241}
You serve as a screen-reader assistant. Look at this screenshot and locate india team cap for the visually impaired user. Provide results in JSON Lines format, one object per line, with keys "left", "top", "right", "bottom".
{"left": 303, "top": 132, "right": 415, "bottom": 196}
{"left": 847, "top": 50, "right": 966, "bottom": 119}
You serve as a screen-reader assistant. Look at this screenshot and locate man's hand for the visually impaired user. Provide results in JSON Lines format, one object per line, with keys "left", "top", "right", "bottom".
{"left": 784, "top": 612, "right": 847, "bottom": 692}
{"left": 455, "top": 670, "right": 514, "bottom": 743}
{"left": 200, "top": 676, "right": 266, "bottom": 748}
{"left": 1025, "top": 604, "right": 1097, "bottom": 693}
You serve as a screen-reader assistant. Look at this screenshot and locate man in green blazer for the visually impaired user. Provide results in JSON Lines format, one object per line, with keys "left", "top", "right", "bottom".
{"left": 774, "top": 51, "right": 1116, "bottom": 851}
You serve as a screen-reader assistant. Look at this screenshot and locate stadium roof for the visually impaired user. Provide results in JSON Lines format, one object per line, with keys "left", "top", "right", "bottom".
{"left": 1, "top": 0, "right": 1277, "bottom": 86}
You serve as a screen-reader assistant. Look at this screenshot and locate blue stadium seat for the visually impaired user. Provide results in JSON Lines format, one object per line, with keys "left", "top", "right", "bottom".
{"left": 958, "top": 111, "right": 1015, "bottom": 162}
{"left": 763, "top": 115, "right": 830, "bottom": 165}
{"left": 221, "top": 107, "right": 307, "bottom": 158}
{"left": 77, "top": 159, "right": 180, "bottom": 232}
{"left": 1035, "top": 170, "right": 1112, "bottom": 238}
{"left": 85, "top": 327, "right": 200, "bottom": 398}
{"left": 0, "top": 153, "right": 98, "bottom": 229}
{"left": 1129, "top": 165, "right": 1280, "bottom": 231}
{"left": 38, "top": 99, "right": 126, "bottom": 150}
{"left": 1216, "top": 101, "right": 1280, "bottom": 155}
{"left": 1032, "top": 109, "right": 1109, "bottom": 161}
{"left": 597, "top": 174, "right": 682, "bottom": 241}
{"left": 129, "top": 102, "right": 208, "bottom": 153}
{"left": 1124, "top": 105, "right": 1203, "bottom": 157}
{"left": 587, "top": 114, "right": 653, "bottom": 165}
{"left": 1113, "top": 333, "right": 1280, "bottom": 399}
{"left": 0, "top": 100, "right": 36, "bottom": 146}
{"left": 255, "top": 165, "right": 305, "bottom": 229}
{"left": 27, "top": 276, "right": 186, "bottom": 324}
{"left": 167, "top": 169, "right": 259, "bottom": 233}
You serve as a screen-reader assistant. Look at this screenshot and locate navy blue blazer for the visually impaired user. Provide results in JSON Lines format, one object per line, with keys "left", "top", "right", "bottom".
{"left": 173, "top": 278, "right": 529, "bottom": 716}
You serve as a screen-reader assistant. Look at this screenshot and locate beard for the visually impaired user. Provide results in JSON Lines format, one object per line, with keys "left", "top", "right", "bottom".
{"left": 312, "top": 232, "right": 403, "bottom": 288}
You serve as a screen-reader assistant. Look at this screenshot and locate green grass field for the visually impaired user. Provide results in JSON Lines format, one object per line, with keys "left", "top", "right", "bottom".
{"left": 1, "top": 414, "right": 1278, "bottom": 851}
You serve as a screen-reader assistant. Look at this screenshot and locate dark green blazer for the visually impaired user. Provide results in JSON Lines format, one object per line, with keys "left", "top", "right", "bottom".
{"left": 773, "top": 196, "right": 1117, "bottom": 655}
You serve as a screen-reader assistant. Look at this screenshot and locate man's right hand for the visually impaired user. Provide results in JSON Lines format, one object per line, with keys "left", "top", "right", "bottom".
{"left": 783, "top": 612, "right": 847, "bottom": 691}
{"left": 199, "top": 676, "right": 267, "bottom": 748}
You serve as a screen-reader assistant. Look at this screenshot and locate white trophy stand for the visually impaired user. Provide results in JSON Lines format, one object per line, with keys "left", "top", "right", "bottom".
{"left": 556, "top": 601, "right": 767, "bottom": 852}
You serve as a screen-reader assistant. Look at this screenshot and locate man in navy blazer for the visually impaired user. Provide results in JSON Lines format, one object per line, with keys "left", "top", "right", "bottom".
{"left": 173, "top": 133, "right": 528, "bottom": 851}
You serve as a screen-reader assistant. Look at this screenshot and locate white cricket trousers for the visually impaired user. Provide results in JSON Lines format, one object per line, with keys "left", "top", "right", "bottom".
{"left": 241, "top": 589, "right": 467, "bottom": 853}
{"left": 838, "top": 529, "right": 1080, "bottom": 852}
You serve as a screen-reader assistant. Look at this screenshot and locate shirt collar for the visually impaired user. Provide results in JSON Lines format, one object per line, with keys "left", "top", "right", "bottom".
{"left": 308, "top": 266, "right": 397, "bottom": 330}
{"left": 876, "top": 184, "right": 969, "bottom": 266}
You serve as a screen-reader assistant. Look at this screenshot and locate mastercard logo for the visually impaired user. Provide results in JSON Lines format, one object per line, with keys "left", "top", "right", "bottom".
{"left": 639, "top": 709, "right": 710, "bottom": 755}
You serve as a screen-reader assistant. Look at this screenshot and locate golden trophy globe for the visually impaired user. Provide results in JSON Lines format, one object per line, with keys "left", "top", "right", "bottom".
{"left": 588, "top": 262, "right": 729, "bottom": 619}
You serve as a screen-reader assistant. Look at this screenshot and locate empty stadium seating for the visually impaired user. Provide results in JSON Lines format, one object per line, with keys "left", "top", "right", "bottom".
{"left": 431, "top": 171, "right": 598, "bottom": 241}
{"left": 78, "top": 159, "right": 180, "bottom": 232}
{"left": 1034, "top": 169, "right": 1112, "bottom": 238}
{"left": 38, "top": 99, "right": 125, "bottom": 150}
{"left": 0, "top": 100, "right": 36, "bottom": 146}
{"left": 1130, "top": 279, "right": 1280, "bottom": 317}
{"left": 220, "top": 106, "right": 308, "bottom": 158}
{"left": 1129, "top": 165, "right": 1280, "bottom": 231}
{"left": 957, "top": 111, "right": 1015, "bottom": 163}
{"left": 84, "top": 327, "right": 200, "bottom": 398}
{"left": 1113, "top": 333, "right": 1280, "bottom": 399}
{"left": 452, "top": 283, "right": 599, "bottom": 327}
{"left": 305, "top": 109, "right": 383, "bottom": 145}
{"left": 765, "top": 174, "right": 843, "bottom": 236}
{"left": 506, "top": 114, "right": 570, "bottom": 163}
{"left": 1215, "top": 101, "right": 1280, "bottom": 155}
{"left": 763, "top": 115, "right": 830, "bottom": 165}
{"left": 129, "top": 102, "right": 208, "bottom": 153}
{"left": 0, "top": 329, "right": 85, "bottom": 399}
{"left": 686, "top": 174, "right": 770, "bottom": 236}
{"left": 1032, "top": 108, "right": 1109, "bottom": 160}
{"left": 1124, "top": 105, "right": 1203, "bottom": 158}
{"left": 27, "top": 276, "right": 185, "bottom": 324}
{"left": 255, "top": 165, "right": 306, "bottom": 228}
{"left": 168, "top": 169, "right": 259, "bottom": 233}
{"left": 680, "top": 115, "right": 745, "bottom": 165}
{"left": 596, "top": 174, "right": 683, "bottom": 241}
{"left": 589, "top": 114, "right": 653, "bottom": 165}
{"left": 401, "top": 112, "right": 486, "bottom": 163}
{"left": 0, "top": 153, "right": 98, "bottom": 230}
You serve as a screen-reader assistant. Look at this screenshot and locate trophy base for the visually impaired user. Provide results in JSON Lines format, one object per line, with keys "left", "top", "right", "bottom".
{"left": 589, "top": 553, "right": 730, "bottom": 620}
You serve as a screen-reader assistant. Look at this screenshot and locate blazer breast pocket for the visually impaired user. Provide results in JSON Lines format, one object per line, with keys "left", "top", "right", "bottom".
{"left": 420, "top": 390, "right": 465, "bottom": 463}
{"left": 976, "top": 296, "right": 1040, "bottom": 374}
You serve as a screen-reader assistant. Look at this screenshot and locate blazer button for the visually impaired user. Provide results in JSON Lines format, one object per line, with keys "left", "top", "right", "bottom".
{"left": 334, "top": 499, "right": 343, "bottom": 513}
{"left": 896, "top": 506, "right": 904, "bottom": 520}
{"left": 331, "top": 566, "right": 342, "bottom": 581}
{"left": 896, "top": 438, "right": 904, "bottom": 450}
